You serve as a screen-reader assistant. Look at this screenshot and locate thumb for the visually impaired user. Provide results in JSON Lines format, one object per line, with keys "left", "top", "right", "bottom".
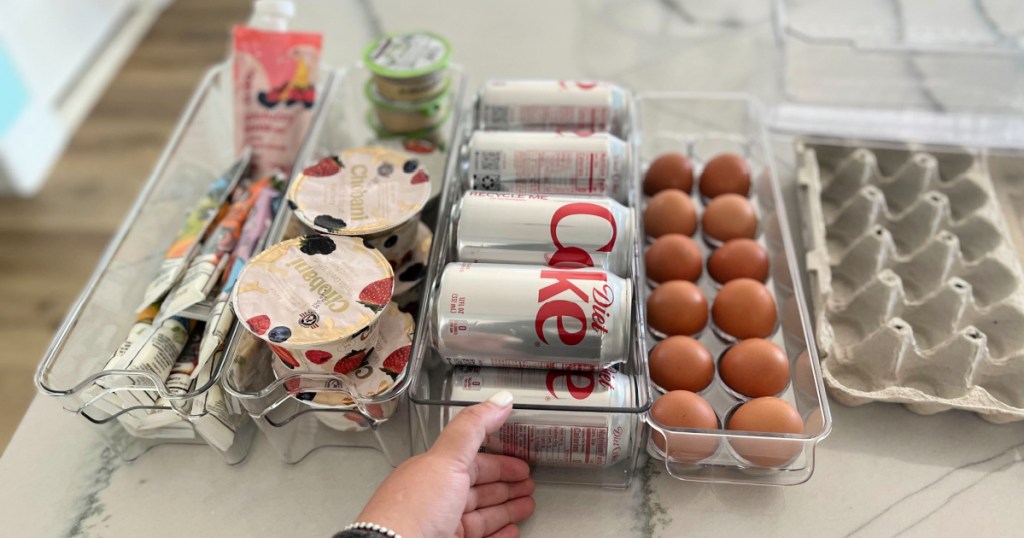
{"left": 430, "top": 390, "right": 514, "bottom": 464}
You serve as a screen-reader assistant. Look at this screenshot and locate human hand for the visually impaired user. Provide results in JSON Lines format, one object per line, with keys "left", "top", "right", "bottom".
{"left": 355, "top": 391, "right": 536, "bottom": 538}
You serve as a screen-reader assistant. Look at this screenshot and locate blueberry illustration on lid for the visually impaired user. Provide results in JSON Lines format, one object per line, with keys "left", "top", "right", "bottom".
{"left": 268, "top": 326, "right": 292, "bottom": 343}
{"left": 402, "top": 159, "right": 419, "bottom": 173}
{"left": 299, "top": 234, "right": 336, "bottom": 255}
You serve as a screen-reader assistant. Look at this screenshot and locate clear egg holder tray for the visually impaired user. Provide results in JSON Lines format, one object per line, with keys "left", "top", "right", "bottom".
{"left": 797, "top": 138, "right": 1024, "bottom": 422}
{"left": 636, "top": 93, "right": 832, "bottom": 486}
{"left": 218, "top": 63, "right": 468, "bottom": 465}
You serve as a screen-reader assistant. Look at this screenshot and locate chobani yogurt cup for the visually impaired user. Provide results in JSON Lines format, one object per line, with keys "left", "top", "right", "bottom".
{"left": 366, "top": 81, "right": 451, "bottom": 134}
{"left": 288, "top": 147, "right": 431, "bottom": 238}
{"left": 271, "top": 301, "right": 415, "bottom": 428}
{"left": 364, "top": 32, "right": 451, "bottom": 102}
{"left": 232, "top": 234, "right": 395, "bottom": 377}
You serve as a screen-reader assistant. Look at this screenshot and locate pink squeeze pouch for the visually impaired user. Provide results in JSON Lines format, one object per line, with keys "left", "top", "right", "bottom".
{"left": 233, "top": 25, "right": 322, "bottom": 177}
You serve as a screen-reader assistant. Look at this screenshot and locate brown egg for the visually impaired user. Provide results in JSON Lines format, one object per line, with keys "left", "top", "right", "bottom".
{"left": 649, "top": 336, "right": 714, "bottom": 392}
{"left": 647, "top": 281, "right": 708, "bottom": 337}
{"left": 644, "top": 190, "right": 697, "bottom": 238}
{"left": 727, "top": 397, "right": 804, "bottom": 467}
{"left": 702, "top": 194, "right": 757, "bottom": 243}
{"left": 719, "top": 339, "right": 790, "bottom": 398}
{"left": 707, "top": 238, "right": 769, "bottom": 284}
{"left": 650, "top": 390, "right": 719, "bottom": 462}
{"left": 646, "top": 234, "right": 703, "bottom": 284}
{"left": 712, "top": 278, "right": 777, "bottom": 339}
{"left": 644, "top": 152, "right": 694, "bottom": 196}
{"left": 699, "top": 153, "right": 751, "bottom": 198}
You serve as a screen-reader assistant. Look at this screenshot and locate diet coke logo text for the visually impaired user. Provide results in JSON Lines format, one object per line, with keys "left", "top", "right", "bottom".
{"left": 548, "top": 202, "right": 617, "bottom": 268}
{"left": 544, "top": 369, "right": 617, "bottom": 400}
{"left": 535, "top": 269, "right": 614, "bottom": 347}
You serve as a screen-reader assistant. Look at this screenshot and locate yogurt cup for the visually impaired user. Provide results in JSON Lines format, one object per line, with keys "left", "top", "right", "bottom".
{"left": 364, "top": 32, "right": 452, "bottom": 102}
{"left": 287, "top": 147, "right": 432, "bottom": 238}
{"left": 369, "top": 127, "right": 448, "bottom": 203}
{"left": 271, "top": 301, "right": 416, "bottom": 430}
{"left": 232, "top": 234, "right": 395, "bottom": 378}
{"left": 364, "top": 216, "right": 422, "bottom": 268}
{"left": 367, "top": 81, "right": 451, "bottom": 134}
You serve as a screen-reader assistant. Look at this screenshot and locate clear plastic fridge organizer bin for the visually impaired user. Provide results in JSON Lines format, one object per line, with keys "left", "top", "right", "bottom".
{"left": 33, "top": 63, "right": 335, "bottom": 464}
{"left": 635, "top": 93, "right": 832, "bottom": 486}
{"left": 407, "top": 102, "right": 654, "bottom": 490}
{"left": 773, "top": 0, "right": 1024, "bottom": 148}
{"left": 221, "top": 64, "right": 468, "bottom": 465}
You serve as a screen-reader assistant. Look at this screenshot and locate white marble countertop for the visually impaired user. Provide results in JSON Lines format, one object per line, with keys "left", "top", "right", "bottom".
{"left": 3, "top": 1, "right": 1023, "bottom": 536}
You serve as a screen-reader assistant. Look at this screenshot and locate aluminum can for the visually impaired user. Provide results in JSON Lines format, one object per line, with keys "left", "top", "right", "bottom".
{"left": 465, "top": 131, "right": 630, "bottom": 203}
{"left": 475, "top": 80, "right": 631, "bottom": 138}
{"left": 445, "top": 366, "right": 637, "bottom": 467}
{"left": 436, "top": 262, "right": 632, "bottom": 370}
{"left": 455, "top": 191, "right": 634, "bottom": 277}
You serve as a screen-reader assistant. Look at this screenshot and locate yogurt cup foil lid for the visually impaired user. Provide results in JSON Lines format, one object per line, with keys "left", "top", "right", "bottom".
{"left": 233, "top": 234, "right": 394, "bottom": 347}
{"left": 364, "top": 32, "right": 451, "bottom": 79}
{"left": 288, "top": 147, "right": 431, "bottom": 236}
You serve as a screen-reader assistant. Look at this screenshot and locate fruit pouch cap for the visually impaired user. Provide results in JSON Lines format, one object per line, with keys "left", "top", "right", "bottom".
{"left": 287, "top": 147, "right": 431, "bottom": 235}
{"left": 232, "top": 234, "right": 394, "bottom": 347}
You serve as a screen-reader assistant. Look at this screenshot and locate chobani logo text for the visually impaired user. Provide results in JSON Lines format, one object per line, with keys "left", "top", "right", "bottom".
{"left": 285, "top": 259, "right": 349, "bottom": 312}
{"left": 350, "top": 164, "right": 368, "bottom": 221}
{"left": 535, "top": 269, "right": 614, "bottom": 346}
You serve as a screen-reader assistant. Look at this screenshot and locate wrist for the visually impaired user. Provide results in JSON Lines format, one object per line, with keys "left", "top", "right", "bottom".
{"left": 340, "top": 521, "right": 402, "bottom": 538}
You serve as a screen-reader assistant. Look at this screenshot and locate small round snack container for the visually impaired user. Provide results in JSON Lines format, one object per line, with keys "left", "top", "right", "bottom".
{"left": 366, "top": 81, "right": 452, "bottom": 134}
{"left": 287, "top": 147, "right": 432, "bottom": 246}
{"left": 363, "top": 32, "right": 452, "bottom": 102}
{"left": 232, "top": 234, "right": 395, "bottom": 386}
{"left": 270, "top": 301, "right": 416, "bottom": 431}
{"left": 363, "top": 216, "right": 422, "bottom": 268}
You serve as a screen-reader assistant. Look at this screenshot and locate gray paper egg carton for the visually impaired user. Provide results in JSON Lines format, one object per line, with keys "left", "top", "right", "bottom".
{"left": 797, "top": 138, "right": 1024, "bottom": 423}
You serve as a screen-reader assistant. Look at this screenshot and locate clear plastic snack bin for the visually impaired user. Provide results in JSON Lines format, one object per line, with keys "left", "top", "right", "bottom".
{"left": 408, "top": 100, "right": 655, "bottom": 490}
{"left": 29, "top": 64, "right": 332, "bottom": 463}
{"left": 636, "top": 93, "right": 832, "bottom": 485}
{"left": 771, "top": 0, "right": 1024, "bottom": 423}
{"left": 220, "top": 64, "right": 467, "bottom": 465}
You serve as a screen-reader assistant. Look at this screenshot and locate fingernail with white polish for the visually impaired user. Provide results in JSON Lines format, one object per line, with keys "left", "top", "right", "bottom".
{"left": 488, "top": 390, "right": 514, "bottom": 407}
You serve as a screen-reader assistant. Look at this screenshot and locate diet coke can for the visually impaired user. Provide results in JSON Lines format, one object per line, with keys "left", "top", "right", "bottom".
{"left": 436, "top": 262, "right": 632, "bottom": 370}
{"left": 475, "top": 80, "right": 631, "bottom": 139}
{"left": 455, "top": 191, "right": 634, "bottom": 276}
{"left": 466, "top": 131, "right": 630, "bottom": 203}
{"left": 445, "top": 366, "right": 637, "bottom": 467}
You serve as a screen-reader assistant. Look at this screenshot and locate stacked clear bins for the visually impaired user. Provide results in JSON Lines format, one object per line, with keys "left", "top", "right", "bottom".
{"left": 220, "top": 65, "right": 467, "bottom": 464}
{"left": 409, "top": 82, "right": 653, "bottom": 489}
{"left": 31, "top": 65, "right": 292, "bottom": 463}
{"left": 636, "top": 94, "right": 831, "bottom": 485}
{"left": 775, "top": 0, "right": 1024, "bottom": 423}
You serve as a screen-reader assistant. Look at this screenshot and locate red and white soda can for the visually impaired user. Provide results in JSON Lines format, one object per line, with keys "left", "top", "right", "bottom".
{"left": 465, "top": 131, "right": 630, "bottom": 203}
{"left": 436, "top": 262, "right": 632, "bottom": 370}
{"left": 474, "top": 80, "right": 632, "bottom": 138}
{"left": 455, "top": 191, "right": 634, "bottom": 277}
{"left": 445, "top": 366, "right": 637, "bottom": 467}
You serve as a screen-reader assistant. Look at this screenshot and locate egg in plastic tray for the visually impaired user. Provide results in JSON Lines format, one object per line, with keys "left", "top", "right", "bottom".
{"left": 797, "top": 138, "right": 1024, "bottom": 423}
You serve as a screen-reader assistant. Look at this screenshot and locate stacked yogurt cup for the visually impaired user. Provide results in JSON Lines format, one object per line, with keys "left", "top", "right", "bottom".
{"left": 364, "top": 32, "right": 452, "bottom": 135}
{"left": 232, "top": 147, "right": 432, "bottom": 431}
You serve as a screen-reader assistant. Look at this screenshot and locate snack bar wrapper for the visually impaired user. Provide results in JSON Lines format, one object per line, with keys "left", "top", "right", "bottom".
{"left": 138, "top": 153, "right": 249, "bottom": 310}
{"left": 233, "top": 25, "right": 322, "bottom": 177}
{"left": 158, "top": 176, "right": 271, "bottom": 322}
{"left": 194, "top": 180, "right": 282, "bottom": 378}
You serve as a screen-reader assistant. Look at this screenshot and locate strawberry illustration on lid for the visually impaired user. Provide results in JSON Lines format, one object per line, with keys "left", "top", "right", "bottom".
{"left": 358, "top": 277, "right": 394, "bottom": 312}
{"left": 286, "top": 147, "right": 431, "bottom": 236}
{"left": 232, "top": 234, "right": 393, "bottom": 348}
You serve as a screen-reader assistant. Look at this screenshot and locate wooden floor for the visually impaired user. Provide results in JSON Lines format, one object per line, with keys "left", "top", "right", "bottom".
{"left": 0, "top": 0, "right": 248, "bottom": 452}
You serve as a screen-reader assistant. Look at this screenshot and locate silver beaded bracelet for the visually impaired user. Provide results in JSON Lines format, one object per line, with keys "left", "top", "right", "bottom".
{"left": 342, "top": 522, "right": 402, "bottom": 538}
